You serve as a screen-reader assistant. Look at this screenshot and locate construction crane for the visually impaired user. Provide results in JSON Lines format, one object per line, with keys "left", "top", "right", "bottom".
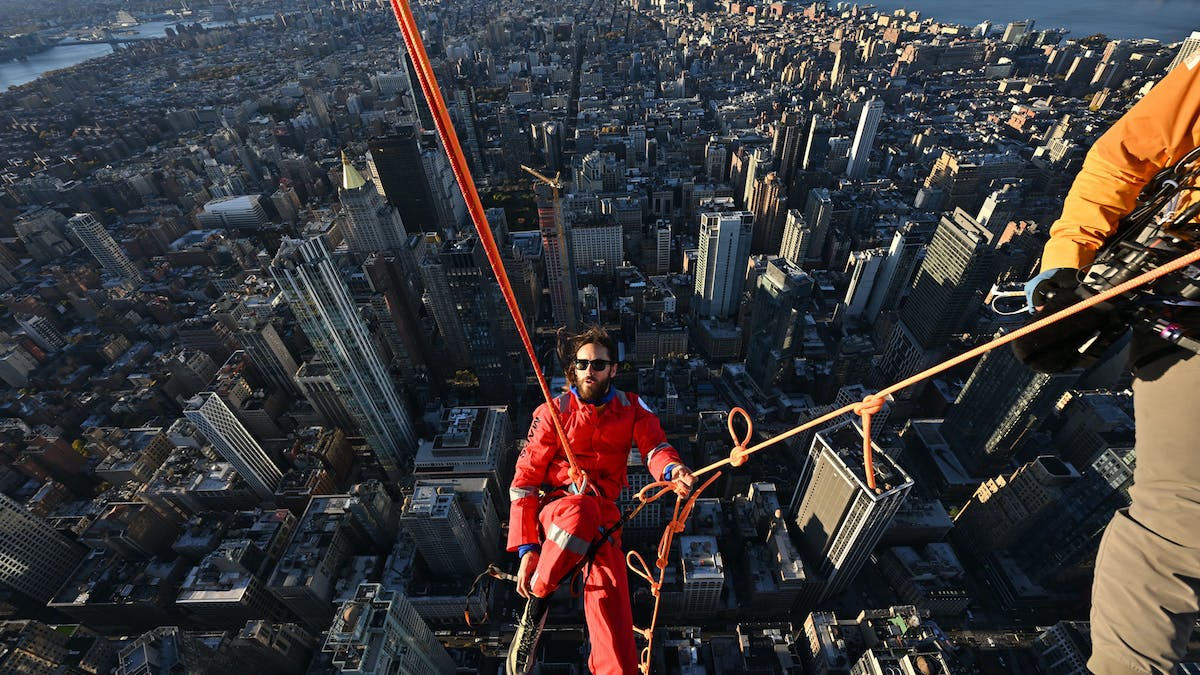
{"left": 520, "top": 164, "right": 580, "bottom": 329}
{"left": 520, "top": 164, "right": 564, "bottom": 198}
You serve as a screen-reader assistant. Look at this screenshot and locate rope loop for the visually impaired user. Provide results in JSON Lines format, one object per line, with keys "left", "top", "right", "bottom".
{"left": 726, "top": 407, "right": 754, "bottom": 467}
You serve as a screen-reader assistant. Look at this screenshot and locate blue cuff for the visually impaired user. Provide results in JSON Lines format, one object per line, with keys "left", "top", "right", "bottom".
{"left": 663, "top": 463, "right": 679, "bottom": 481}
{"left": 1024, "top": 267, "right": 1067, "bottom": 313}
{"left": 518, "top": 544, "right": 540, "bottom": 559}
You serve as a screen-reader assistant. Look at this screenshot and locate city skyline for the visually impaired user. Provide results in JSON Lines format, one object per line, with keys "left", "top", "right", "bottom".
{"left": 0, "top": 0, "right": 1190, "bottom": 672}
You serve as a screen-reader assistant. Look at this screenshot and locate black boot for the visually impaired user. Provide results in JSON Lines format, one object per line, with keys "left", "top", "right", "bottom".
{"left": 507, "top": 594, "right": 550, "bottom": 675}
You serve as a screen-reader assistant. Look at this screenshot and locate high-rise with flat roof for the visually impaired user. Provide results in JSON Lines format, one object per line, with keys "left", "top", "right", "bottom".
{"left": 694, "top": 211, "right": 753, "bottom": 319}
{"left": 414, "top": 406, "right": 513, "bottom": 510}
{"left": 680, "top": 535, "right": 725, "bottom": 616}
{"left": 794, "top": 422, "right": 913, "bottom": 604}
{"left": 940, "top": 330, "right": 1081, "bottom": 475}
{"left": 271, "top": 237, "right": 415, "bottom": 481}
{"left": 877, "top": 208, "right": 997, "bottom": 382}
{"left": 184, "top": 392, "right": 282, "bottom": 500}
{"left": 537, "top": 183, "right": 580, "bottom": 330}
{"left": 847, "top": 98, "right": 883, "bottom": 180}
{"left": 367, "top": 128, "right": 439, "bottom": 230}
{"left": 67, "top": 213, "right": 143, "bottom": 283}
{"left": 0, "top": 493, "right": 87, "bottom": 603}
{"left": 234, "top": 313, "right": 301, "bottom": 397}
{"left": 399, "top": 482, "right": 486, "bottom": 580}
{"left": 324, "top": 583, "right": 454, "bottom": 675}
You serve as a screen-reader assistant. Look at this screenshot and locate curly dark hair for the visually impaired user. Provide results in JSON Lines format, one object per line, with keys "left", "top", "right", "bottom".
{"left": 559, "top": 325, "right": 618, "bottom": 387}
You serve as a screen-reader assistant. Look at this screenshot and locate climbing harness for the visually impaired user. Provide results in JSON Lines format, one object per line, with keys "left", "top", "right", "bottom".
{"left": 384, "top": 0, "right": 1200, "bottom": 670}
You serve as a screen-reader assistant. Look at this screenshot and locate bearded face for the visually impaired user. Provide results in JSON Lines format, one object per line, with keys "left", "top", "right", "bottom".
{"left": 572, "top": 342, "right": 617, "bottom": 402}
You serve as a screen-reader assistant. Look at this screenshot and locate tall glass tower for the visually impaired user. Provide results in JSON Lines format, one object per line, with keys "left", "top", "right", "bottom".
{"left": 271, "top": 236, "right": 416, "bottom": 481}
{"left": 847, "top": 98, "right": 884, "bottom": 180}
{"left": 67, "top": 213, "right": 143, "bottom": 283}
{"left": 694, "top": 211, "right": 754, "bottom": 319}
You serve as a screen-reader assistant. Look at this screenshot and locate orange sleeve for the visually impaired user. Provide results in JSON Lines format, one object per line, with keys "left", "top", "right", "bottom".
{"left": 1041, "top": 58, "right": 1200, "bottom": 271}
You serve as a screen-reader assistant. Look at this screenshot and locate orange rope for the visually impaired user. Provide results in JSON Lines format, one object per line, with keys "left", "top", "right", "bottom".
{"left": 626, "top": 473, "right": 722, "bottom": 675}
{"left": 388, "top": 0, "right": 589, "bottom": 491}
{"left": 692, "top": 245, "right": 1200, "bottom": 483}
{"left": 388, "top": 3, "right": 1200, "bottom": 669}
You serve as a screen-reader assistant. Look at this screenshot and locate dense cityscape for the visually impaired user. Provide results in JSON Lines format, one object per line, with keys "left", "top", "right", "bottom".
{"left": 0, "top": 0, "right": 1196, "bottom": 672}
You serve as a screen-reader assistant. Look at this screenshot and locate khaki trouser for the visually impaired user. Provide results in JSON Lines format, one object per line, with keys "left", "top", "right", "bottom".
{"left": 1090, "top": 346, "right": 1200, "bottom": 674}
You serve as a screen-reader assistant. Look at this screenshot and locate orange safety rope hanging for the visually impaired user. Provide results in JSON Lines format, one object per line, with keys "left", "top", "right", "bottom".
{"left": 626, "top": 472, "right": 722, "bottom": 675}
{"left": 387, "top": 0, "right": 590, "bottom": 492}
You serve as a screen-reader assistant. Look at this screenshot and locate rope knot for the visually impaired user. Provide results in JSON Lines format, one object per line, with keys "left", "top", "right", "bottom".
{"left": 729, "top": 445, "right": 751, "bottom": 467}
{"left": 854, "top": 394, "right": 885, "bottom": 418}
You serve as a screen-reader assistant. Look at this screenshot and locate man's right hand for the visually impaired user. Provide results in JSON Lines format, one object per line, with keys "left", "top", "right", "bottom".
{"left": 516, "top": 551, "right": 539, "bottom": 599}
{"left": 1012, "top": 268, "right": 1118, "bottom": 373}
{"left": 1024, "top": 267, "right": 1079, "bottom": 312}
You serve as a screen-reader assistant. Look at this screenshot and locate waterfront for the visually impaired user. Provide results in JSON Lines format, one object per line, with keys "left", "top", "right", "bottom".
{"left": 0, "top": 18, "right": 262, "bottom": 91}
{"left": 870, "top": 0, "right": 1199, "bottom": 42}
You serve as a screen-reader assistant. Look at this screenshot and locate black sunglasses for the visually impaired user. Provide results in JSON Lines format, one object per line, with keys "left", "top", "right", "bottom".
{"left": 573, "top": 358, "right": 614, "bottom": 371}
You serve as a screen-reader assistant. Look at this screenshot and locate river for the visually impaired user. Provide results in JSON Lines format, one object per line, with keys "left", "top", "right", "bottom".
{"left": 0, "top": 17, "right": 265, "bottom": 91}
{"left": 867, "top": 0, "right": 1199, "bottom": 42}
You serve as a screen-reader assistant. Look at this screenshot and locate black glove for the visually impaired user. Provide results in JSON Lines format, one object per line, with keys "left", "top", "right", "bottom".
{"left": 1011, "top": 271, "right": 1117, "bottom": 373}
{"left": 1024, "top": 268, "right": 1079, "bottom": 311}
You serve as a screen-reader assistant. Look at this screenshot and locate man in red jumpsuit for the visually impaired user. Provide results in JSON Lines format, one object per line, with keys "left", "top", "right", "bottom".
{"left": 506, "top": 326, "right": 695, "bottom": 675}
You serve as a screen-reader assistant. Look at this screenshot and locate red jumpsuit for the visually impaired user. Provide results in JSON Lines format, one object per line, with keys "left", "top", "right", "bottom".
{"left": 508, "top": 388, "right": 682, "bottom": 675}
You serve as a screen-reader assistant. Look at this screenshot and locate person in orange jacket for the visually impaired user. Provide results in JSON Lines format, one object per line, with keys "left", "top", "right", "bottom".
{"left": 506, "top": 325, "right": 695, "bottom": 675}
{"left": 1021, "top": 53, "right": 1200, "bottom": 674}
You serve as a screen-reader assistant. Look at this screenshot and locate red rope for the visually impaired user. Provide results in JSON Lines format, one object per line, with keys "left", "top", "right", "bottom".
{"left": 388, "top": 0, "right": 588, "bottom": 491}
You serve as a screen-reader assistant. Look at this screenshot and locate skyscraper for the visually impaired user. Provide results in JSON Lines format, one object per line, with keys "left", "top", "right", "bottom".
{"left": 940, "top": 329, "right": 1081, "bottom": 475}
{"left": 271, "top": 237, "right": 416, "bottom": 481}
{"left": 184, "top": 392, "right": 283, "bottom": 500}
{"left": 841, "top": 248, "right": 888, "bottom": 321}
{"left": 803, "top": 116, "right": 833, "bottom": 171}
{"left": 705, "top": 135, "right": 728, "bottom": 181}
{"left": 418, "top": 236, "right": 523, "bottom": 400}
{"left": 1167, "top": 30, "right": 1200, "bottom": 73}
{"left": 952, "top": 456, "right": 1079, "bottom": 556}
{"left": 338, "top": 153, "right": 409, "bottom": 255}
{"left": 399, "top": 482, "right": 486, "bottom": 579}
{"left": 234, "top": 314, "right": 302, "bottom": 397}
{"left": 325, "top": 583, "right": 455, "bottom": 675}
{"left": 779, "top": 209, "right": 807, "bottom": 267}
{"left": 745, "top": 257, "right": 813, "bottom": 390}
{"left": 66, "top": 213, "right": 143, "bottom": 283}
{"left": 366, "top": 128, "right": 438, "bottom": 231}
{"left": 680, "top": 535, "right": 725, "bottom": 616}
{"left": 0, "top": 492, "right": 87, "bottom": 603}
{"left": 741, "top": 146, "right": 772, "bottom": 208}
{"left": 793, "top": 421, "right": 913, "bottom": 604}
{"left": 773, "top": 110, "right": 806, "bottom": 185}
{"left": 748, "top": 172, "right": 789, "bottom": 254}
{"left": 877, "top": 208, "right": 997, "bottom": 382}
{"left": 801, "top": 187, "right": 833, "bottom": 266}
{"left": 861, "top": 218, "right": 938, "bottom": 323}
{"left": 536, "top": 182, "right": 580, "bottom": 330}
{"left": 694, "top": 211, "right": 754, "bottom": 319}
{"left": 847, "top": 98, "right": 883, "bottom": 180}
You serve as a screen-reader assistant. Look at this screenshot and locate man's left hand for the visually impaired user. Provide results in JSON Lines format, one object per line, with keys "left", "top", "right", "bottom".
{"left": 670, "top": 465, "right": 696, "bottom": 497}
